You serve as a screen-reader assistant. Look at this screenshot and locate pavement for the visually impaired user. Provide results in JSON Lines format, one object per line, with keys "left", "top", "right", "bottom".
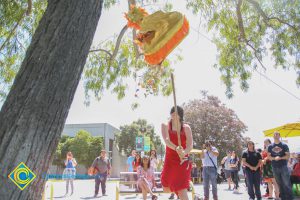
{"left": 44, "top": 179, "right": 300, "bottom": 200}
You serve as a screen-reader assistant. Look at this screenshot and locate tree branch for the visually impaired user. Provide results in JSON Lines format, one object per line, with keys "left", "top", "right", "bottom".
{"left": 246, "top": 0, "right": 298, "bottom": 32}
{"left": 246, "top": 41, "right": 266, "bottom": 70}
{"left": 111, "top": 25, "right": 128, "bottom": 61}
{"left": 236, "top": 0, "right": 246, "bottom": 42}
{"left": 0, "top": 12, "right": 25, "bottom": 53}
{"left": 89, "top": 48, "right": 112, "bottom": 58}
{"left": 127, "top": 0, "right": 141, "bottom": 59}
{"left": 133, "top": 29, "right": 141, "bottom": 59}
{"left": 236, "top": 0, "right": 266, "bottom": 70}
{"left": 26, "top": 0, "right": 32, "bottom": 16}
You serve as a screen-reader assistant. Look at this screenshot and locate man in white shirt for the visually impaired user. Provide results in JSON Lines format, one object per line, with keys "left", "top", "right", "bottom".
{"left": 200, "top": 141, "right": 219, "bottom": 200}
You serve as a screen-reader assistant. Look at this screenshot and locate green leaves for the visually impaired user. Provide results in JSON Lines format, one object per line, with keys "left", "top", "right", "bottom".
{"left": 84, "top": 35, "right": 175, "bottom": 105}
{"left": 187, "top": 0, "right": 300, "bottom": 97}
{"left": 53, "top": 130, "right": 104, "bottom": 168}
{"left": 116, "top": 119, "right": 164, "bottom": 156}
{"left": 0, "top": 0, "right": 47, "bottom": 102}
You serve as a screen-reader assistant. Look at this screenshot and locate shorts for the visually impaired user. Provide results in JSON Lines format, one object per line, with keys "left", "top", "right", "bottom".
{"left": 225, "top": 170, "right": 231, "bottom": 179}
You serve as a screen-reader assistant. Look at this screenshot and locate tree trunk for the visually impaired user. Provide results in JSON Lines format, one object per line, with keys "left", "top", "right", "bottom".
{"left": 0, "top": 0, "right": 103, "bottom": 199}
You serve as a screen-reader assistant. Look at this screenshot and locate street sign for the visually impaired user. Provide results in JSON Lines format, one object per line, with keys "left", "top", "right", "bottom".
{"left": 136, "top": 137, "right": 144, "bottom": 151}
{"left": 144, "top": 136, "right": 150, "bottom": 152}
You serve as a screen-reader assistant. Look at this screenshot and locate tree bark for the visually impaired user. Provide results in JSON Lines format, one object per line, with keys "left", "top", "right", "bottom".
{"left": 0, "top": 0, "right": 103, "bottom": 199}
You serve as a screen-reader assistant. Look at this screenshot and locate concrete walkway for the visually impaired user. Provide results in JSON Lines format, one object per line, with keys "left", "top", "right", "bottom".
{"left": 44, "top": 179, "right": 300, "bottom": 200}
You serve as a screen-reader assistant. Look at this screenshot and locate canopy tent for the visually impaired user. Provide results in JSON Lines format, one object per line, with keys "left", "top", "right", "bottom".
{"left": 190, "top": 149, "right": 203, "bottom": 154}
{"left": 263, "top": 122, "right": 300, "bottom": 138}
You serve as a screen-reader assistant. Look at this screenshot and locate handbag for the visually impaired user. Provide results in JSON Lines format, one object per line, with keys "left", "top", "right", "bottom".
{"left": 207, "top": 151, "right": 222, "bottom": 184}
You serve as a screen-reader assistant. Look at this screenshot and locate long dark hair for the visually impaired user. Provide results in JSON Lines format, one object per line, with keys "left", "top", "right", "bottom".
{"left": 264, "top": 138, "right": 272, "bottom": 149}
{"left": 170, "top": 106, "right": 184, "bottom": 123}
{"left": 231, "top": 151, "right": 238, "bottom": 161}
{"left": 140, "top": 156, "right": 151, "bottom": 169}
{"left": 134, "top": 153, "right": 141, "bottom": 163}
{"left": 247, "top": 141, "right": 256, "bottom": 151}
{"left": 150, "top": 150, "right": 157, "bottom": 159}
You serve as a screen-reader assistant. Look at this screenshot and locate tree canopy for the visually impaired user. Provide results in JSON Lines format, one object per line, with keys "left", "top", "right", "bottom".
{"left": 183, "top": 92, "right": 247, "bottom": 160}
{"left": 53, "top": 130, "right": 104, "bottom": 169}
{"left": 116, "top": 119, "right": 165, "bottom": 156}
{"left": 0, "top": 0, "right": 177, "bottom": 105}
{"left": 1, "top": 0, "right": 299, "bottom": 100}
{"left": 186, "top": 0, "right": 300, "bottom": 97}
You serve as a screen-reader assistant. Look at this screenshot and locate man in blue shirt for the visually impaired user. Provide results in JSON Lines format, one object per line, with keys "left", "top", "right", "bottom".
{"left": 268, "top": 132, "right": 293, "bottom": 200}
{"left": 126, "top": 149, "right": 136, "bottom": 172}
{"left": 126, "top": 149, "right": 136, "bottom": 189}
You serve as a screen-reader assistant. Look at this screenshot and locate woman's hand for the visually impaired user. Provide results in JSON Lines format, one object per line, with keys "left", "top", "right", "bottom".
{"left": 176, "top": 146, "right": 185, "bottom": 159}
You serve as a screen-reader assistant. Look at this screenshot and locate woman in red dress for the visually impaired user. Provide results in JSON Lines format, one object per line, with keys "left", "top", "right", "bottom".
{"left": 161, "top": 106, "right": 193, "bottom": 200}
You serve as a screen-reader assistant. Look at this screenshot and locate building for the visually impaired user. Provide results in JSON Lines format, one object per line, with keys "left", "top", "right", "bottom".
{"left": 49, "top": 123, "right": 127, "bottom": 178}
{"left": 63, "top": 123, "right": 118, "bottom": 155}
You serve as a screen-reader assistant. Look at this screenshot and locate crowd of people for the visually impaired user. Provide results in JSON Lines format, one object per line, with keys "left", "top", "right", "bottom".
{"left": 59, "top": 106, "right": 300, "bottom": 200}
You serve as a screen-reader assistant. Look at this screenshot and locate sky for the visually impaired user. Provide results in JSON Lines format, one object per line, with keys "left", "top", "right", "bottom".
{"left": 65, "top": 1, "right": 300, "bottom": 152}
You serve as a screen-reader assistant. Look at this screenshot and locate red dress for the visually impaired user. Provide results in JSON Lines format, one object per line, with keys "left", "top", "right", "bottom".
{"left": 161, "top": 122, "right": 192, "bottom": 193}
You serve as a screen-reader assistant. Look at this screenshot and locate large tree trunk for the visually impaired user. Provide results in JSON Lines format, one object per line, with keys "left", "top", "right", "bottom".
{"left": 0, "top": 0, "right": 103, "bottom": 199}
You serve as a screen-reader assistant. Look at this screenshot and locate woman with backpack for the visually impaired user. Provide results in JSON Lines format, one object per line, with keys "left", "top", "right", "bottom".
{"left": 262, "top": 139, "right": 280, "bottom": 199}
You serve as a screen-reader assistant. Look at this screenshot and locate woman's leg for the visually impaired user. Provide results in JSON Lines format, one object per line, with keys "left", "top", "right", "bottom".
{"left": 272, "top": 178, "right": 280, "bottom": 198}
{"left": 138, "top": 181, "right": 147, "bottom": 200}
{"left": 65, "top": 179, "right": 69, "bottom": 194}
{"left": 267, "top": 182, "right": 273, "bottom": 198}
{"left": 163, "top": 187, "right": 171, "bottom": 193}
{"left": 70, "top": 180, "right": 74, "bottom": 194}
{"left": 178, "top": 189, "right": 189, "bottom": 200}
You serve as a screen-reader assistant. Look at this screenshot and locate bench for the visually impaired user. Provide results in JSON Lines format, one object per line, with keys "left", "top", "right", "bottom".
{"left": 116, "top": 172, "right": 195, "bottom": 200}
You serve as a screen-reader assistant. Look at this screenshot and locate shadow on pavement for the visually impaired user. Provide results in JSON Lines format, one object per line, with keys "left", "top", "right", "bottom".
{"left": 80, "top": 196, "right": 102, "bottom": 199}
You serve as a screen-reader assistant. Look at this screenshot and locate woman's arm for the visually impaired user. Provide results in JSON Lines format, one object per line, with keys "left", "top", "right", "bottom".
{"left": 161, "top": 123, "right": 177, "bottom": 150}
{"left": 72, "top": 158, "right": 77, "bottom": 166}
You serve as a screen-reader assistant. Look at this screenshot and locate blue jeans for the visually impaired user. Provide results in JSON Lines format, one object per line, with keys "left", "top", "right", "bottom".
{"left": 202, "top": 166, "right": 218, "bottom": 199}
{"left": 273, "top": 165, "right": 294, "bottom": 200}
{"left": 245, "top": 169, "right": 261, "bottom": 199}
{"left": 95, "top": 173, "right": 107, "bottom": 195}
{"left": 230, "top": 170, "right": 239, "bottom": 189}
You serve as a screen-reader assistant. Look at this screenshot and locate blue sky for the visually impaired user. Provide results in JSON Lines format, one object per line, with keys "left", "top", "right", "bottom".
{"left": 65, "top": 1, "right": 300, "bottom": 151}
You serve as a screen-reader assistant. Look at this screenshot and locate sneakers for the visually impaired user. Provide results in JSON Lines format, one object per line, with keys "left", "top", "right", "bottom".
{"left": 262, "top": 193, "right": 269, "bottom": 197}
{"left": 152, "top": 194, "right": 158, "bottom": 200}
{"left": 169, "top": 194, "right": 175, "bottom": 199}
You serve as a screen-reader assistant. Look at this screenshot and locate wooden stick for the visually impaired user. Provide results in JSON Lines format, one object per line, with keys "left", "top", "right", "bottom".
{"left": 171, "top": 73, "right": 182, "bottom": 148}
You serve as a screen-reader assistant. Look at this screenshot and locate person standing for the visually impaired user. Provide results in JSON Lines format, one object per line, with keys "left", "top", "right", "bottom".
{"left": 262, "top": 138, "right": 279, "bottom": 199}
{"left": 268, "top": 132, "right": 294, "bottom": 200}
{"left": 161, "top": 106, "right": 193, "bottom": 200}
{"left": 133, "top": 153, "right": 142, "bottom": 172}
{"left": 92, "top": 150, "right": 111, "bottom": 198}
{"left": 221, "top": 150, "right": 232, "bottom": 190}
{"left": 242, "top": 141, "right": 262, "bottom": 200}
{"left": 229, "top": 151, "right": 240, "bottom": 194}
{"left": 127, "top": 149, "right": 136, "bottom": 172}
{"left": 126, "top": 149, "right": 136, "bottom": 187}
{"left": 200, "top": 141, "right": 219, "bottom": 200}
{"left": 63, "top": 152, "right": 77, "bottom": 196}
{"left": 150, "top": 149, "right": 159, "bottom": 171}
